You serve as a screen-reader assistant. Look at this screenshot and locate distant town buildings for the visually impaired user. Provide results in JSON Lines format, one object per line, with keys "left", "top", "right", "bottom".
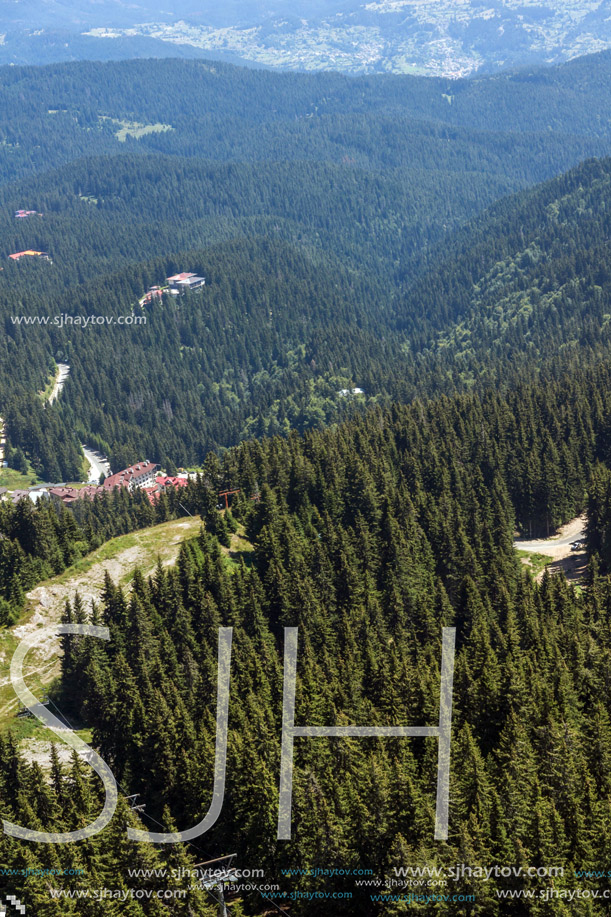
{"left": 2, "top": 461, "right": 194, "bottom": 509}
{"left": 15, "top": 209, "right": 42, "bottom": 218}
{"left": 28, "top": 463, "right": 193, "bottom": 508}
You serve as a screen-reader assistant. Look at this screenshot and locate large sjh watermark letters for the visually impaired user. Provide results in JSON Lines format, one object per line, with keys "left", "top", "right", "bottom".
{"left": 277, "top": 627, "right": 456, "bottom": 841}
{"left": 4, "top": 625, "right": 118, "bottom": 844}
{"left": 6, "top": 624, "right": 455, "bottom": 844}
{"left": 127, "top": 628, "right": 233, "bottom": 843}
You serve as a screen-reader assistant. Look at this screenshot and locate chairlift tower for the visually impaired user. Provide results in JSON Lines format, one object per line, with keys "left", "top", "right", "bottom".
{"left": 194, "top": 855, "right": 238, "bottom": 917}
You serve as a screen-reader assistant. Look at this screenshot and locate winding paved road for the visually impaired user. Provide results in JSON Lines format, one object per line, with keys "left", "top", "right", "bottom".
{"left": 82, "top": 445, "right": 111, "bottom": 483}
{"left": 514, "top": 515, "right": 586, "bottom": 559}
{"left": 47, "top": 362, "right": 70, "bottom": 404}
{"left": 44, "top": 364, "right": 112, "bottom": 481}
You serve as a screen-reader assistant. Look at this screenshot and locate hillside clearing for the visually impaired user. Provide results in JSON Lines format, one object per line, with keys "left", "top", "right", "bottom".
{"left": 0, "top": 515, "right": 202, "bottom": 731}
{"left": 100, "top": 117, "right": 173, "bottom": 141}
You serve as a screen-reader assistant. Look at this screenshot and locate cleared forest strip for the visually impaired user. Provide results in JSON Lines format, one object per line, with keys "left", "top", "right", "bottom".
{"left": 0, "top": 515, "right": 202, "bottom": 727}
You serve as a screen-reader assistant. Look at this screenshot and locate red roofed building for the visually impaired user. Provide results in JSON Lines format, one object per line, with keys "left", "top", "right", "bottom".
{"left": 49, "top": 485, "right": 102, "bottom": 505}
{"left": 44, "top": 462, "right": 186, "bottom": 508}
{"left": 49, "top": 486, "right": 80, "bottom": 505}
{"left": 143, "top": 474, "right": 189, "bottom": 505}
{"left": 9, "top": 250, "right": 50, "bottom": 261}
{"left": 143, "top": 485, "right": 160, "bottom": 505}
{"left": 103, "top": 461, "right": 158, "bottom": 492}
{"left": 139, "top": 286, "right": 164, "bottom": 307}
{"left": 156, "top": 474, "right": 188, "bottom": 489}
{"left": 167, "top": 271, "right": 205, "bottom": 292}
{"left": 167, "top": 272, "right": 195, "bottom": 283}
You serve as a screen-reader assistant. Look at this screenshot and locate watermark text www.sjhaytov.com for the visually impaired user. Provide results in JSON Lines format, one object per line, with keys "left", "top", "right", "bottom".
{"left": 48, "top": 888, "right": 186, "bottom": 901}
{"left": 1, "top": 867, "right": 83, "bottom": 877}
{"left": 11, "top": 314, "right": 145, "bottom": 328}
{"left": 127, "top": 868, "right": 263, "bottom": 879}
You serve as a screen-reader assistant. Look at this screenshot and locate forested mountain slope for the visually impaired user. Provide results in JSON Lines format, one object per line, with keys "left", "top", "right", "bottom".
{"left": 6, "top": 51, "right": 611, "bottom": 917}
{"left": 8, "top": 154, "right": 611, "bottom": 475}
{"left": 4, "top": 56, "right": 611, "bottom": 477}
{"left": 5, "top": 363, "right": 611, "bottom": 914}
{"left": 1, "top": 55, "right": 611, "bottom": 185}
{"left": 397, "top": 157, "right": 611, "bottom": 391}
{"left": 2, "top": 235, "right": 403, "bottom": 473}
{"left": 0, "top": 154, "right": 516, "bottom": 284}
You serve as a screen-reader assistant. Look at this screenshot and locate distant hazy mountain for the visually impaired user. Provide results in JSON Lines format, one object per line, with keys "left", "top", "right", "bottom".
{"left": 4, "top": 0, "right": 611, "bottom": 74}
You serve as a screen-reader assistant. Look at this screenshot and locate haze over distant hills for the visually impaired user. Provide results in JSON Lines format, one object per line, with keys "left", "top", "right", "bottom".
{"left": 1, "top": 52, "right": 611, "bottom": 477}
{"left": 5, "top": 0, "right": 611, "bottom": 74}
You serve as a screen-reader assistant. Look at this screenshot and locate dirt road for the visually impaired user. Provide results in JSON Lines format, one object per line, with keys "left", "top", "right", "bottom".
{"left": 514, "top": 515, "right": 586, "bottom": 559}
{"left": 514, "top": 515, "right": 587, "bottom": 583}
{"left": 47, "top": 362, "right": 70, "bottom": 404}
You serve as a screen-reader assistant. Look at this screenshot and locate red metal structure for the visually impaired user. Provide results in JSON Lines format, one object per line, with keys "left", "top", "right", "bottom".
{"left": 219, "top": 489, "right": 240, "bottom": 509}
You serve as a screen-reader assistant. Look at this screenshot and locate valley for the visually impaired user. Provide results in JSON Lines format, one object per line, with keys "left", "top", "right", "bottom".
{"left": 1, "top": 48, "right": 611, "bottom": 917}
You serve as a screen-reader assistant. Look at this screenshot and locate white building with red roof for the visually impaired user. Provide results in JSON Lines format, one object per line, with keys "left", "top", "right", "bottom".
{"left": 103, "top": 461, "right": 158, "bottom": 493}
{"left": 166, "top": 272, "right": 205, "bottom": 292}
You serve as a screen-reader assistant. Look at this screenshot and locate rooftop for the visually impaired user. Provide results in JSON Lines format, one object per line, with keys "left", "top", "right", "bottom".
{"left": 9, "top": 250, "right": 49, "bottom": 260}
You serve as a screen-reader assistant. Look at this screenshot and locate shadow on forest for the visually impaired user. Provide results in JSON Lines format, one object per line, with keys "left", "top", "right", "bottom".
{"left": 544, "top": 550, "right": 588, "bottom": 585}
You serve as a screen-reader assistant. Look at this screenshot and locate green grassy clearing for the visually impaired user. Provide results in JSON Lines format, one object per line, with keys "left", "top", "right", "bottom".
{"left": 517, "top": 550, "right": 550, "bottom": 578}
{"left": 0, "top": 465, "right": 42, "bottom": 489}
{"left": 100, "top": 117, "right": 173, "bottom": 142}
{"left": 0, "top": 516, "right": 202, "bottom": 731}
{"left": 27, "top": 517, "right": 201, "bottom": 591}
{"left": 220, "top": 523, "right": 255, "bottom": 571}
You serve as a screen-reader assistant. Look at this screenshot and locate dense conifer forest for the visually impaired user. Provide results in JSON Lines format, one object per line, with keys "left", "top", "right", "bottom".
{"left": 4, "top": 365, "right": 611, "bottom": 912}
{"left": 0, "top": 484, "right": 197, "bottom": 625}
{"left": 5, "top": 52, "right": 611, "bottom": 915}
{"left": 7, "top": 153, "right": 611, "bottom": 474}
{"left": 0, "top": 53, "right": 611, "bottom": 474}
